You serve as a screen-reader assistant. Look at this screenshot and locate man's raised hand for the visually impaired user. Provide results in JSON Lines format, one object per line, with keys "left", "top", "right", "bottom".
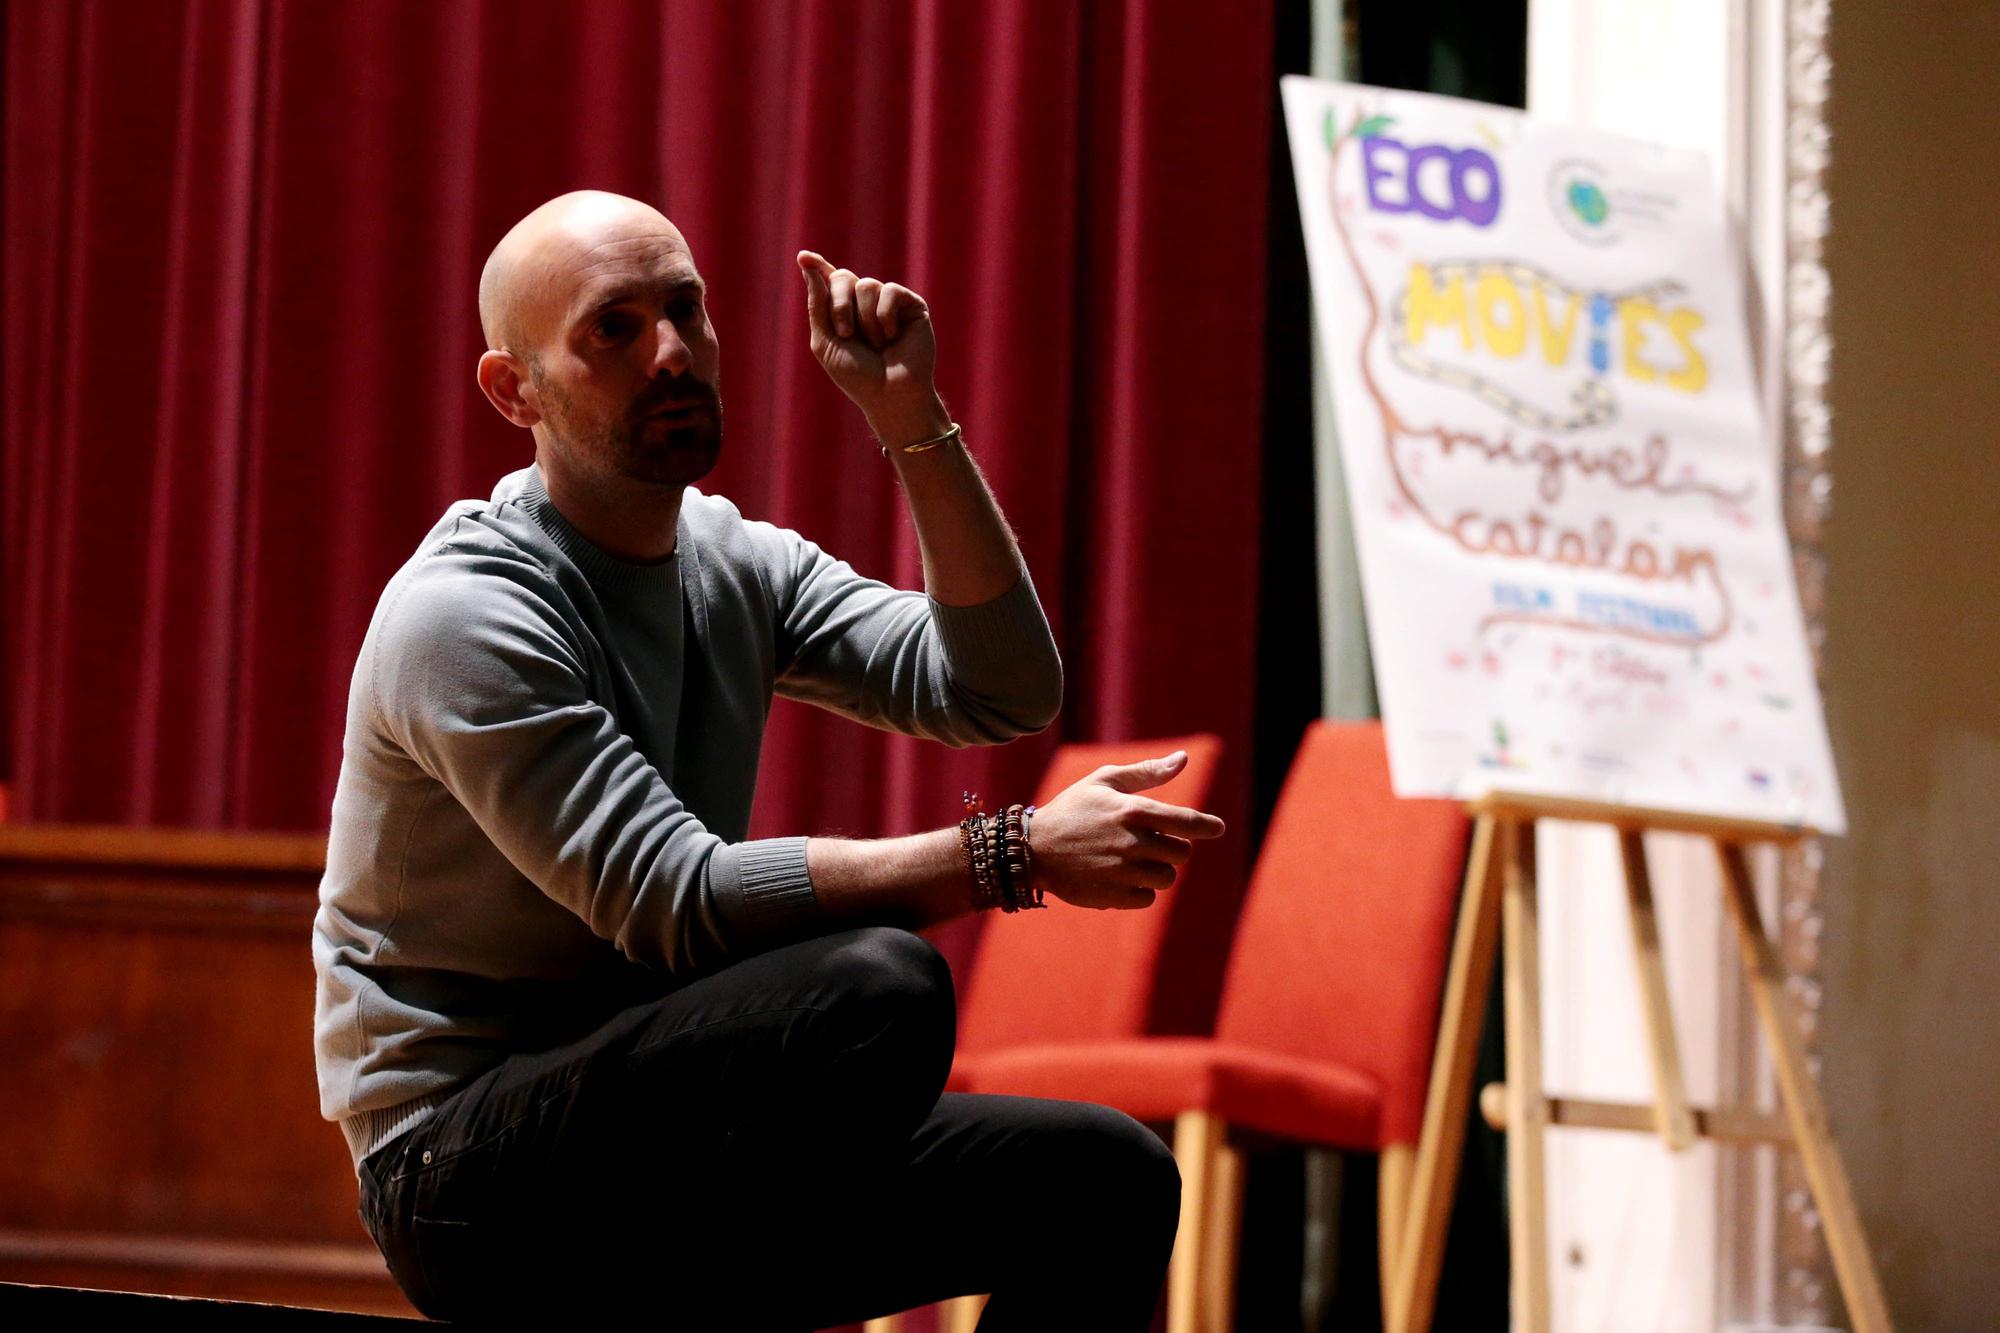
{"left": 796, "top": 250, "right": 943, "bottom": 444}
{"left": 1026, "top": 751, "right": 1229, "bottom": 911}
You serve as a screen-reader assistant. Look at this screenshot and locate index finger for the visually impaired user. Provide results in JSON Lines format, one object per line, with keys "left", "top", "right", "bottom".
{"left": 795, "top": 251, "right": 835, "bottom": 338}
{"left": 1126, "top": 797, "right": 1227, "bottom": 840}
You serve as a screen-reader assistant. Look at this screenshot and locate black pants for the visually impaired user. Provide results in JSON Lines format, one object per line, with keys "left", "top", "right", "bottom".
{"left": 357, "top": 927, "right": 1180, "bottom": 1329}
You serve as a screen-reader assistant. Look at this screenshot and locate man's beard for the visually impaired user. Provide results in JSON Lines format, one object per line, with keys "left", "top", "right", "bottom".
{"left": 619, "top": 374, "right": 725, "bottom": 486}
{"left": 535, "top": 369, "right": 724, "bottom": 489}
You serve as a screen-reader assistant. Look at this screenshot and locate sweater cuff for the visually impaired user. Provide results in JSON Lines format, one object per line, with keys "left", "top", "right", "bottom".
{"left": 711, "top": 836, "right": 819, "bottom": 941}
{"left": 927, "top": 564, "right": 1055, "bottom": 670}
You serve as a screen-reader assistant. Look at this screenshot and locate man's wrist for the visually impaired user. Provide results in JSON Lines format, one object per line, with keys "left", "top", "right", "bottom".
{"left": 866, "top": 391, "right": 952, "bottom": 451}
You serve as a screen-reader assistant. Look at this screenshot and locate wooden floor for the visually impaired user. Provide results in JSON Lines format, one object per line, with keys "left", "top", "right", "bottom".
{"left": 0, "top": 1280, "right": 424, "bottom": 1325}
{"left": 0, "top": 1235, "right": 417, "bottom": 1318}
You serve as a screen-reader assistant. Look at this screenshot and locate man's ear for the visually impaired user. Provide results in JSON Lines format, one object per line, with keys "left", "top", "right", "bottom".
{"left": 477, "top": 349, "right": 542, "bottom": 428}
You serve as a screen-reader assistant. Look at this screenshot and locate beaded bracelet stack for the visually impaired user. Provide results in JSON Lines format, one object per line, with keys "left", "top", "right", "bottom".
{"left": 958, "top": 792, "right": 1043, "bottom": 913}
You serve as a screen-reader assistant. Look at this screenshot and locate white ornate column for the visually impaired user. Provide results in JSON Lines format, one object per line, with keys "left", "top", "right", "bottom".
{"left": 1526, "top": 0, "right": 1837, "bottom": 1327}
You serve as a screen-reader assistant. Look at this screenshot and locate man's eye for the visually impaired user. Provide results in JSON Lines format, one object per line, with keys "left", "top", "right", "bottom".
{"left": 668, "top": 298, "right": 699, "bottom": 321}
{"left": 596, "top": 312, "right": 636, "bottom": 338}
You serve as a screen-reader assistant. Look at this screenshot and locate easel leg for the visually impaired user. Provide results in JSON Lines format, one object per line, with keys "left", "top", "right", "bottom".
{"left": 1716, "top": 842, "right": 1894, "bottom": 1332}
{"left": 1618, "top": 830, "right": 1697, "bottom": 1151}
{"left": 1502, "top": 818, "right": 1552, "bottom": 1333}
{"left": 1389, "top": 813, "right": 1503, "bottom": 1333}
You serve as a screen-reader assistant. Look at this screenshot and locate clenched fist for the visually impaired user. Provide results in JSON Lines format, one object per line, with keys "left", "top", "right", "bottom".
{"left": 796, "top": 250, "right": 947, "bottom": 449}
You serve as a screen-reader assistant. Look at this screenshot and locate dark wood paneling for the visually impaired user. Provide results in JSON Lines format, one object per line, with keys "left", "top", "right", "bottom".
{"left": 0, "top": 826, "right": 416, "bottom": 1316}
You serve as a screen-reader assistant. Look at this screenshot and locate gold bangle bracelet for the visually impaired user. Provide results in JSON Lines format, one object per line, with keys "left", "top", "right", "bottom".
{"left": 879, "top": 421, "right": 962, "bottom": 458}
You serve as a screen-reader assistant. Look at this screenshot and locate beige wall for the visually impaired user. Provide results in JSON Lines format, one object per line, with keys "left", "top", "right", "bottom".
{"left": 1821, "top": 4, "right": 2000, "bottom": 1329}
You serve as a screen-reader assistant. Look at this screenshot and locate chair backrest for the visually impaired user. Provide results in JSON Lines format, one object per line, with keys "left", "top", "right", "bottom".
{"left": 1215, "top": 720, "right": 1469, "bottom": 1147}
{"left": 956, "top": 733, "right": 1225, "bottom": 1057}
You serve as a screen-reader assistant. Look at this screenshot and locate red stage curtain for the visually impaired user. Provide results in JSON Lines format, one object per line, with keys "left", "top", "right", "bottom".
{"left": 1, "top": 1, "right": 1273, "bottom": 935}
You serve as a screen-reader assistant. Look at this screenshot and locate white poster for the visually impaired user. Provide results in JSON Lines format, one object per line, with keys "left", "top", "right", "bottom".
{"left": 1282, "top": 77, "right": 1845, "bottom": 833}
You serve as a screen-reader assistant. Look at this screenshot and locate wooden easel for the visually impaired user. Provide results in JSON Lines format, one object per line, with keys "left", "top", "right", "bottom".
{"left": 1385, "top": 793, "right": 1893, "bottom": 1333}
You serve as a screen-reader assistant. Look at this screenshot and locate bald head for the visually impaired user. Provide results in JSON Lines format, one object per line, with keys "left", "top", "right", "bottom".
{"left": 477, "top": 190, "right": 689, "bottom": 358}
{"left": 472, "top": 190, "right": 722, "bottom": 509}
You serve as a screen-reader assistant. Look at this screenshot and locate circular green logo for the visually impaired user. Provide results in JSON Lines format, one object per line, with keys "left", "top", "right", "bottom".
{"left": 1567, "top": 179, "right": 1610, "bottom": 227}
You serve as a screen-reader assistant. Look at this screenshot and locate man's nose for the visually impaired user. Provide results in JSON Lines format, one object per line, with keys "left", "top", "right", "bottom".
{"left": 652, "top": 319, "right": 693, "bottom": 376}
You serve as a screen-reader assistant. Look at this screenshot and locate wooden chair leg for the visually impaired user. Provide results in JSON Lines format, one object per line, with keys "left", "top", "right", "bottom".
{"left": 1501, "top": 817, "right": 1551, "bottom": 1333}
{"left": 1169, "top": 1109, "right": 1226, "bottom": 1333}
{"left": 1716, "top": 841, "right": 1894, "bottom": 1333}
{"left": 941, "top": 1294, "right": 986, "bottom": 1333}
{"left": 1390, "top": 812, "right": 1503, "bottom": 1333}
{"left": 1200, "top": 1140, "right": 1245, "bottom": 1331}
{"left": 1377, "top": 1141, "right": 1413, "bottom": 1300}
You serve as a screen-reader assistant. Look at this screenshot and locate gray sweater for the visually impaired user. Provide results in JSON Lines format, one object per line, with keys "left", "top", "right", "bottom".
{"left": 312, "top": 465, "right": 1062, "bottom": 1167}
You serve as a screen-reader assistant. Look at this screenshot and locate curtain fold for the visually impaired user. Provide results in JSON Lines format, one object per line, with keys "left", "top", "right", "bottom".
{"left": 3, "top": 0, "right": 1274, "bottom": 907}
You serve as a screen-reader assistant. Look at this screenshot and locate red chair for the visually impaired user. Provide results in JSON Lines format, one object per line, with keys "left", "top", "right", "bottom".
{"left": 959, "top": 721, "right": 1470, "bottom": 1332}
{"left": 950, "top": 732, "right": 1228, "bottom": 1090}
{"left": 864, "top": 735, "right": 1226, "bottom": 1333}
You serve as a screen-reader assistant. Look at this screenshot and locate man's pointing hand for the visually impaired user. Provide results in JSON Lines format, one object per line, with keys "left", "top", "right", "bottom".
{"left": 1026, "top": 751, "right": 1230, "bottom": 912}
{"left": 797, "top": 250, "right": 946, "bottom": 448}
